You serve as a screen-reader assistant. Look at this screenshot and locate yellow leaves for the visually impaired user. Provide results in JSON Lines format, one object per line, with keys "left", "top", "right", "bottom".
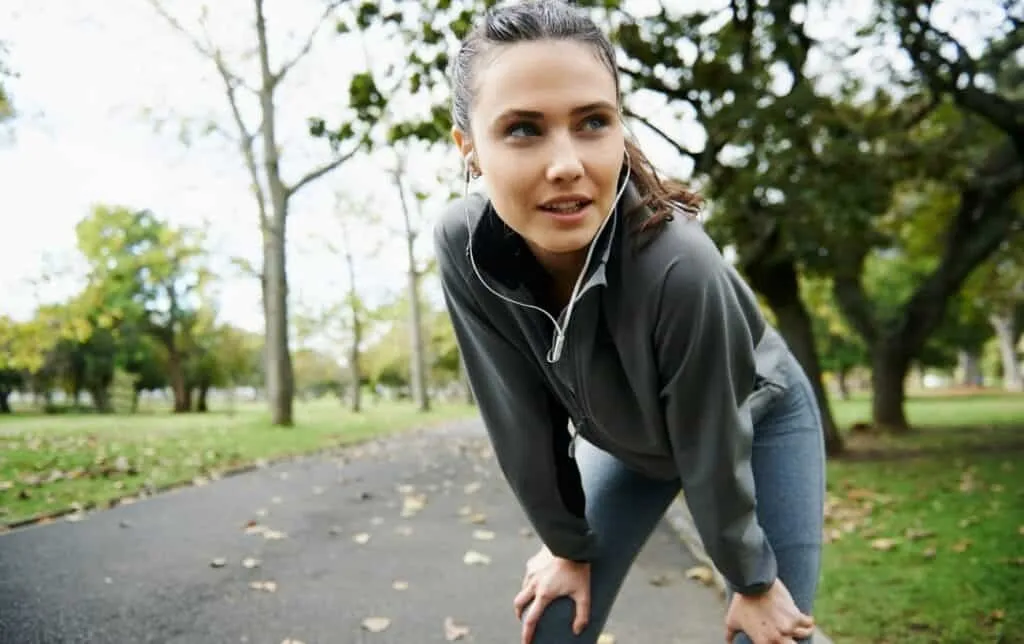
{"left": 685, "top": 566, "right": 716, "bottom": 586}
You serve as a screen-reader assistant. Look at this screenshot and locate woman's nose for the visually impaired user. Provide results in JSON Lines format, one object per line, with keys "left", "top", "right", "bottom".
{"left": 545, "top": 137, "right": 584, "bottom": 183}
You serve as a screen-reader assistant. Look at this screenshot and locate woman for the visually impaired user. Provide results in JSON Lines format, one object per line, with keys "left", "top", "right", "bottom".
{"left": 433, "top": 1, "right": 826, "bottom": 642}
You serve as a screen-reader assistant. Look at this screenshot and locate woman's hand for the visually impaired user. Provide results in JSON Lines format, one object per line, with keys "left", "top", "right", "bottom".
{"left": 513, "top": 546, "right": 591, "bottom": 644}
{"left": 725, "top": 579, "right": 815, "bottom": 643}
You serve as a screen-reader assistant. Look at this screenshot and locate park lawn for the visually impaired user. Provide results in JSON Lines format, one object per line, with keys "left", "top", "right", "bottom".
{"left": 818, "top": 391, "right": 1024, "bottom": 643}
{"left": 0, "top": 399, "right": 477, "bottom": 528}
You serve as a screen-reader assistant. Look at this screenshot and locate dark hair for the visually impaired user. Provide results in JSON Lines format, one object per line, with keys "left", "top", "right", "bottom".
{"left": 449, "top": 0, "right": 701, "bottom": 233}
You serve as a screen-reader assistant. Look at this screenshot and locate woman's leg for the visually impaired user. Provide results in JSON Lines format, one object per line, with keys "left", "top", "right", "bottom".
{"left": 527, "top": 439, "right": 681, "bottom": 644}
{"left": 731, "top": 354, "right": 827, "bottom": 643}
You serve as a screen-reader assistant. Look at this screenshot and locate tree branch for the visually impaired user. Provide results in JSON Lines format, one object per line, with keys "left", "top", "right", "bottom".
{"left": 271, "top": 0, "right": 346, "bottom": 88}
{"left": 622, "top": 107, "right": 701, "bottom": 165}
{"left": 287, "top": 145, "right": 361, "bottom": 198}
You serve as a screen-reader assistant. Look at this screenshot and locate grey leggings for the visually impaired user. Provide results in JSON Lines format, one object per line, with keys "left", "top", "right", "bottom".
{"left": 527, "top": 354, "right": 827, "bottom": 643}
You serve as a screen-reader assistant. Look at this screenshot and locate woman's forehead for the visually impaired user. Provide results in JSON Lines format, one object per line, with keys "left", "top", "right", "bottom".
{"left": 472, "top": 40, "right": 617, "bottom": 119}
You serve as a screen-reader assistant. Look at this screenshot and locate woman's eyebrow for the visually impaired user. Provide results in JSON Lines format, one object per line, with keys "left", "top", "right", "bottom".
{"left": 494, "top": 101, "right": 616, "bottom": 122}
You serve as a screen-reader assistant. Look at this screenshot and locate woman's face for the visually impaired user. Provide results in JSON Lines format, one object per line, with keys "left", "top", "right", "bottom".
{"left": 454, "top": 40, "right": 625, "bottom": 265}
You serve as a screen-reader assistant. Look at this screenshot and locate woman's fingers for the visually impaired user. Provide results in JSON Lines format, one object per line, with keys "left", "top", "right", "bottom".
{"left": 571, "top": 588, "right": 591, "bottom": 635}
{"left": 521, "top": 593, "right": 554, "bottom": 644}
{"left": 513, "top": 585, "right": 534, "bottom": 622}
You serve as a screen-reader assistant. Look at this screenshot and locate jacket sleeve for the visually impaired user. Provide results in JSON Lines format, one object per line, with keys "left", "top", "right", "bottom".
{"left": 434, "top": 217, "right": 597, "bottom": 562}
{"left": 651, "top": 225, "right": 778, "bottom": 596}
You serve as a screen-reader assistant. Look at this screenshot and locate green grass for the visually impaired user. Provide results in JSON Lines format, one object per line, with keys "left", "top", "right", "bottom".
{"left": 816, "top": 391, "right": 1024, "bottom": 643}
{"left": 0, "top": 399, "right": 477, "bottom": 528}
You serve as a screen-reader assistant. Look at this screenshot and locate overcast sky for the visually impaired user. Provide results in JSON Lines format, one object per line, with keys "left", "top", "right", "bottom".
{"left": 0, "top": 0, "right": 991, "bottom": 342}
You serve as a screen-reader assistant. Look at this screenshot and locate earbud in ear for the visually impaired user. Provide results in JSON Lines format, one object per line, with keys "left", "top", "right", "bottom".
{"left": 464, "top": 151, "right": 480, "bottom": 179}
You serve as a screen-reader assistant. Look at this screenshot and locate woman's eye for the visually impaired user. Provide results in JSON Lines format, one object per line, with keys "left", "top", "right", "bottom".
{"left": 506, "top": 122, "right": 541, "bottom": 137}
{"left": 581, "top": 114, "right": 609, "bottom": 130}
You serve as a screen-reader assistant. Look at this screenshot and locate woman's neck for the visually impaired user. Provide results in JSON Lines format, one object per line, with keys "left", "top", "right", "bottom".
{"left": 526, "top": 242, "right": 588, "bottom": 312}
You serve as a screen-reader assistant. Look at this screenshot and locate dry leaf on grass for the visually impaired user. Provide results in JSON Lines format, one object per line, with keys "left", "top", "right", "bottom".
{"left": 870, "top": 538, "right": 899, "bottom": 551}
{"left": 685, "top": 566, "right": 715, "bottom": 585}
{"left": 250, "top": 580, "right": 277, "bottom": 592}
{"left": 904, "top": 528, "right": 935, "bottom": 541}
{"left": 1018, "top": 525, "right": 1023, "bottom": 536}
{"left": 922, "top": 547, "right": 937, "bottom": 559}
{"left": 362, "top": 617, "right": 391, "bottom": 632}
{"left": 463, "top": 550, "right": 492, "bottom": 565}
{"left": 444, "top": 616, "right": 471, "bottom": 641}
{"left": 952, "top": 540, "right": 971, "bottom": 553}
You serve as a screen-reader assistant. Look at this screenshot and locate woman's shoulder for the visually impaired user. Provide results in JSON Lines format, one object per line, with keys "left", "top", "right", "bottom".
{"left": 433, "top": 192, "right": 489, "bottom": 258}
{"left": 624, "top": 211, "right": 730, "bottom": 289}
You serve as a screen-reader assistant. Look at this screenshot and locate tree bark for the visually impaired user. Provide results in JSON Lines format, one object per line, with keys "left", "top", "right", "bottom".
{"left": 871, "top": 341, "right": 912, "bottom": 431}
{"left": 197, "top": 386, "right": 210, "bottom": 412}
{"left": 744, "top": 256, "right": 845, "bottom": 456}
{"left": 990, "top": 312, "right": 1023, "bottom": 391}
{"left": 0, "top": 389, "right": 10, "bottom": 414}
{"left": 392, "top": 167, "right": 430, "bottom": 412}
{"left": 836, "top": 369, "right": 850, "bottom": 400}
{"left": 957, "top": 349, "right": 984, "bottom": 387}
{"left": 167, "top": 347, "right": 190, "bottom": 413}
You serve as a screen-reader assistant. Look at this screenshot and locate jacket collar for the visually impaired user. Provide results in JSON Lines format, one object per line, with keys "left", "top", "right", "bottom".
{"left": 466, "top": 180, "right": 644, "bottom": 294}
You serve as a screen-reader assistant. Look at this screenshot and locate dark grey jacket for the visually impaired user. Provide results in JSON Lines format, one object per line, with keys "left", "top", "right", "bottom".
{"left": 433, "top": 182, "right": 794, "bottom": 596}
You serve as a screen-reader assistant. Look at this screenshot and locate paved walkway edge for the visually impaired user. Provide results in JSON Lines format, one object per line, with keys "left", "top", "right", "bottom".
{"left": 665, "top": 496, "right": 835, "bottom": 644}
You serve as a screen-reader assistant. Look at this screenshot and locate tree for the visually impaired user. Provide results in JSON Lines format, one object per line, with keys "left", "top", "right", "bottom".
{"left": 148, "top": 0, "right": 375, "bottom": 425}
{"left": 75, "top": 206, "right": 210, "bottom": 413}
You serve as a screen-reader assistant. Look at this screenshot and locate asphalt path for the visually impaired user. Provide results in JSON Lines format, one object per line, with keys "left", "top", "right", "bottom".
{"left": 0, "top": 420, "right": 726, "bottom": 644}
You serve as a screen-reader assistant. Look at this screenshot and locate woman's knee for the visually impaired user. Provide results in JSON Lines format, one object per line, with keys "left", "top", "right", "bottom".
{"left": 527, "top": 595, "right": 603, "bottom": 644}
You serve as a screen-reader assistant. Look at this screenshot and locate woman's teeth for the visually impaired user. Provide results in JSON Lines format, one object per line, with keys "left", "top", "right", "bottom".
{"left": 543, "top": 201, "right": 587, "bottom": 213}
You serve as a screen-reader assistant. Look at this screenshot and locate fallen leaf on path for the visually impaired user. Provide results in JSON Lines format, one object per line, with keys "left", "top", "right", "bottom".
{"left": 463, "top": 482, "right": 482, "bottom": 494}
{"left": 458, "top": 506, "right": 472, "bottom": 516}
{"left": 250, "top": 580, "right": 277, "bottom": 592}
{"left": 242, "top": 558, "right": 261, "bottom": 569}
{"left": 463, "top": 550, "right": 491, "bottom": 565}
{"left": 444, "top": 616, "right": 470, "bottom": 641}
{"left": 361, "top": 617, "right": 391, "bottom": 632}
{"left": 520, "top": 528, "right": 534, "bottom": 538}
{"left": 472, "top": 530, "right": 495, "bottom": 541}
{"left": 210, "top": 557, "right": 227, "bottom": 568}
{"left": 392, "top": 580, "right": 409, "bottom": 590}
{"left": 468, "top": 513, "right": 488, "bottom": 525}
{"left": 255, "top": 508, "right": 268, "bottom": 518}
{"left": 648, "top": 574, "right": 672, "bottom": 587}
{"left": 401, "top": 494, "right": 427, "bottom": 517}
{"left": 598, "top": 633, "right": 617, "bottom": 643}
{"left": 684, "top": 566, "right": 715, "bottom": 585}
{"left": 353, "top": 533, "right": 371, "bottom": 545}
{"left": 281, "top": 639, "right": 305, "bottom": 644}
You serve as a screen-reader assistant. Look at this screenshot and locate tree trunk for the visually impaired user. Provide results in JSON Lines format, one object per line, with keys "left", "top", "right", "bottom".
{"left": 990, "top": 312, "right": 1023, "bottom": 391}
{"left": 836, "top": 369, "right": 850, "bottom": 400}
{"left": 263, "top": 222, "right": 294, "bottom": 426}
{"left": 957, "top": 349, "right": 984, "bottom": 387}
{"left": 0, "top": 389, "right": 10, "bottom": 414}
{"left": 168, "top": 348, "right": 190, "bottom": 413}
{"left": 392, "top": 168, "right": 431, "bottom": 413}
{"left": 745, "top": 257, "right": 844, "bottom": 455}
{"left": 871, "top": 340, "right": 911, "bottom": 432}
{"left": 90, "top": 386, "right": 112, "bottom": 413}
